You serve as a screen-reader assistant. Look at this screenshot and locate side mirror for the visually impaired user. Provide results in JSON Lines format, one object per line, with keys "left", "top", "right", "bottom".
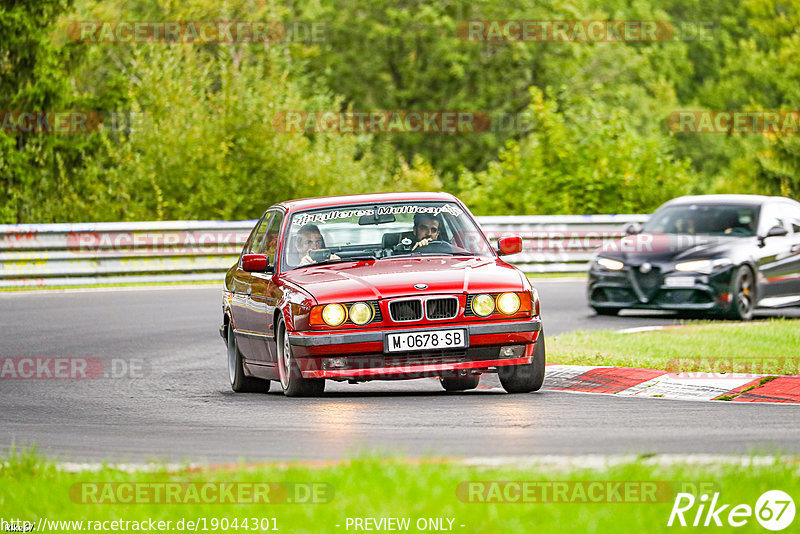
{"left": 497, "top": 235, "right": 523, "bottom": 256}
{"left": 242, "top": 254, "right": 270, "bottom": 272}
{"left": 766, "top": 225, "right": 789, "bottom": 238}
{"left": 757, "top": 225, "right": 788, "bottom": 247}
{"left": 624, "top": 222, "right": 642, "bottom": 235}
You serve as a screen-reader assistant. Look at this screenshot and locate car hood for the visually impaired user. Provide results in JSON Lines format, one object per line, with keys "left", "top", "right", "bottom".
{"left": 597, "top": 232, "right": 752, "bottom": 263}
{"left": 280, "top": 256, "right": 527, "bottom": 302}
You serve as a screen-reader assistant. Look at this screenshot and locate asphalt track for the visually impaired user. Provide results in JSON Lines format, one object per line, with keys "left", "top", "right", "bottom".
{"left": 1, "top": 279, "right": 798, "bottom": 462}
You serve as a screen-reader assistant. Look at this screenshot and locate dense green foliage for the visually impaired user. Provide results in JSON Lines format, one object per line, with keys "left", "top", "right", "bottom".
{"left": 0, "top": 0, "right": 797, "bottom": 222}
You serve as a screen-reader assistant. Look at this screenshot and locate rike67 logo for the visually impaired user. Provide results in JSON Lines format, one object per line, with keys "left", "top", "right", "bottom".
{"left": 668, "top": 490, "right": 795, "bottom": 530}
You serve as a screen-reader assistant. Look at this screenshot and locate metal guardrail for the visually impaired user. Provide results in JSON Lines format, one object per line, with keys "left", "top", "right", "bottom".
{"left": 0, "top": 215, "right": 648, "bottom": 287}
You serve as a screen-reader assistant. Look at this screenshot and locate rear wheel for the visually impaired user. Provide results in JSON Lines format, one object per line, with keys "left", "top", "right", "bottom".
{"left": 277, "top": 319, "right": 325, "bottom": 397}
{"left": 499, "top": 333, "right": 546, "bottom": 393}
{"left": 726, "top": 266, "right": 755, "bottom": 321}
{"left": 227, "top": 324, "right": 269, "bottom": 393}
{"left": 440, "top": 375, "right": 480, "bottom": 391}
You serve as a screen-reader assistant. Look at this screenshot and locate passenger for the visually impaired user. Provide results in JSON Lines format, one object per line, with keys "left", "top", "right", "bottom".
{"left": 293, "top": 224, "right": 340, "bottom": 265}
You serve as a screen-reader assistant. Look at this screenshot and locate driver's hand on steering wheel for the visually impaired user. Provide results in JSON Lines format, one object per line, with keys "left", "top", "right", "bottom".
{"left": 412, "top": 238, "right": 432, "bottom": 251}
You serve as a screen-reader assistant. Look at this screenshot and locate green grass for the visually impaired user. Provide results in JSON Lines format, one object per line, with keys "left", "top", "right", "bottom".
{"left": 2, "top": 449, "right": 797, "bottom": 533}
{"left": 0, "top": 280, "right": 220, "bottom": 292}
{"left": 549, "top": 319, "right": 800, "bottom": 375}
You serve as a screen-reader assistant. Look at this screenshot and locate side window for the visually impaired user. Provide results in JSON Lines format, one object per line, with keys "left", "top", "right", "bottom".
{"left": 757, "top": 204, "right": 787, "bottom": 235}
{"left": 245, "top": 212, "right": 273, "bottom": 255}
{"left": 782, "top": 203, "right": 800, "bottom": 234}
{"left": 259, "top": 211, "right": 284, "bottom": 263}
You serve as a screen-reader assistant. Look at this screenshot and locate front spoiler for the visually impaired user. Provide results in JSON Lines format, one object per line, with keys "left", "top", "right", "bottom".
{"left": 288, "top": 318, "right": 541, "bottom": 347}
{"left": 302, "top": 355, "right": 531, "bottom": 379}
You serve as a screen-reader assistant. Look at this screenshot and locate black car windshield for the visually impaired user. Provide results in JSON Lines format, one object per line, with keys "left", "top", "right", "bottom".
{"left": 643, "top": 204, "right": 759, "bottom": 236}
{"left": 282, "top": 201, "right": 494, "bottom": 270}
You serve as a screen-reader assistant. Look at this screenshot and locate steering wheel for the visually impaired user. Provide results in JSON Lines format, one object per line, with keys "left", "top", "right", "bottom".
{"left": 411, "top": 239, "right": 454, "bottom": 254}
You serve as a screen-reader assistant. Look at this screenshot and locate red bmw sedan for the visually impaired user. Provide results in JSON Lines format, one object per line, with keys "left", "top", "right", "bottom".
{"left": 220, "top": 192, "right": 544, "bottom": 396}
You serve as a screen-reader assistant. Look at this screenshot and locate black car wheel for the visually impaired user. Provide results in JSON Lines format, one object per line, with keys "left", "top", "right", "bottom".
{"left": 227, "top": 324, "right": 269, "bottom": 393}
{"left": 277, "top": 319, "right": 325, "bottom": 397}
{"left": 727, "top": 266, "right": 755, "bottom": 321}
{"left": 440, "top": 375, "right": 480, "bottom": 391}
{"left": 499, "top": 333, "right": 546, "bottom": 393}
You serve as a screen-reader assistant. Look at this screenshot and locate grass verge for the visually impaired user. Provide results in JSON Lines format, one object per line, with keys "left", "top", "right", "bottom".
{"left": 1, "top": 449, "right": 797, "bottom": 533}
{"left": 549, "top": 319, "right": 800, "bottom": 375}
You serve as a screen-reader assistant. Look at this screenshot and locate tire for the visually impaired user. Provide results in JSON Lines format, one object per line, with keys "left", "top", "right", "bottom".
{"left": 277, "top": 319, "right": 325, "bottom": 397}
{"left": 499, "top": 333, "right": 546, "bottom": 393}
{"left": 227, "top": 324, "right": 270, "bottom": 393}
{"left": 726, "top": 266, "right": 755, "bottom": 321}
{"left": 593, "top": 307, "right": 620, "bottom": 316}
{"left": 440, "top": 374, "right": 480, "bottom": 391}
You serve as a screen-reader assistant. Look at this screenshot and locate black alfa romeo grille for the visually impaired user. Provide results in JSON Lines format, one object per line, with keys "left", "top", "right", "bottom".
{"left": 389, "top": 300, "right": 423, "bottom": 321}
{"left": 426, "top": 298, "right": 458, "bottom": 320}
{"left": 633, "top": 267, "right": 662, "bottom": 300}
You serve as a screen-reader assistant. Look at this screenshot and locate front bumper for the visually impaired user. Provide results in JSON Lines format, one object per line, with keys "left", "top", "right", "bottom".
{"left": 588, "top": 265, "right": 735, "bottom": 312}
{"left": 288, "top": 318, "right": 542, "bottom": 380}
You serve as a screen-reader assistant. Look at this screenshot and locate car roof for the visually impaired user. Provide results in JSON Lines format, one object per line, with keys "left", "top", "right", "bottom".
{"left": 274, "top": 191, "right": 460, "bottom": 213}
{"left": 661, "top": 194, "right": 790, "bottom": 208}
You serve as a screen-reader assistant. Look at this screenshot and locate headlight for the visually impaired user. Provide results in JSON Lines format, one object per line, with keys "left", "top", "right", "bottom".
{"left": 596, "top": 257, "right": 624, "bottom": 271}
{"left": 496, "top": 292, "right": 521, "bottom": 315}
{"left": 348, "top": 302, "right": 373, "bottom": 325}
{"left": 674, "top": 258, "right": 732, "bottom": 274}
{"left": 321, "top": 303, "right": 347, "bottom": 326}
{"left": 471, "top": 294, "right": 495, "bottom": 317}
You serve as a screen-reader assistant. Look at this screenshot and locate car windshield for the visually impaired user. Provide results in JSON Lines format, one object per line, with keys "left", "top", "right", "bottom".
{"left": 282, "top": 201, "right": 494, "bottom": 270}
{"left": 643, "top": 204, "right": 759, "bottom": 236}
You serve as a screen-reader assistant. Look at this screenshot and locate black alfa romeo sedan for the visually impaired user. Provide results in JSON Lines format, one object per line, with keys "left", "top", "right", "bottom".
{"left": 588, "top": 195, "right": 800, "bottom": 320}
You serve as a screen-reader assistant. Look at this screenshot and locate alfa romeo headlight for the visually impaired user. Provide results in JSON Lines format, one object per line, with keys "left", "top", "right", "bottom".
{"left": 674, "top": 258, "right": 732, "bottom": 275}
{"left": 472, "top": 294, "right": 495, "bottom": 317}
{"left": 321, "top": 303, "right": 347, "bottom": 326}
{"left": 596, "top": 257, "right": 624, "bottom": 271}
{"left": 496, "top": 292, "right": 521, "bottom": 315}
{"left": 348, "top": 302, "right": 373, "bottom": 325}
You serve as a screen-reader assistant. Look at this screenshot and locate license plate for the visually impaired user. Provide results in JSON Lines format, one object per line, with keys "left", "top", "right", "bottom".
{"left": 385, "top": 329, "right": 467, "bottom": 353}
{"left": 665, "top": 276, "right": 695, "bottom": 288}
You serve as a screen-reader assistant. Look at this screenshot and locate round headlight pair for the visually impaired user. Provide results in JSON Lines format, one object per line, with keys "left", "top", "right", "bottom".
{"left": 321, "top": 302, "right": 373, "bottom": 326}
{"left": 471, "top": 292, "right": 521, "bottom": 316}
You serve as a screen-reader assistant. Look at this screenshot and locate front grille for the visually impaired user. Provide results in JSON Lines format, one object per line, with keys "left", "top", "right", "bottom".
{"left": 389, "top": 299, "right": 423, "bottom": 321}
{"left": 370, "top": 301, "right": 383, "bottom": 322}
{"left": 632, "top": 267, "right": 662, "bottom": 301}
{"left": 464, "top": 295, "right": 476, "bottom": 317}
{"left": 426, "top": 297, "right": 458, "bottom": 320}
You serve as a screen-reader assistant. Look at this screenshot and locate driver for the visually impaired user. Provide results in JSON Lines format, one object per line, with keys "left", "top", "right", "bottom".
{"left": 294, "top": 224, "right": 340, "bottom": 265}
{"left": 411, "top": 213, "right": 444, "bottom": 251}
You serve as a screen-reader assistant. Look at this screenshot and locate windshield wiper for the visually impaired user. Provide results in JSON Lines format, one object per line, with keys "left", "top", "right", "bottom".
{"left": 307, "top": 255, "right": 378, "bottom": 266}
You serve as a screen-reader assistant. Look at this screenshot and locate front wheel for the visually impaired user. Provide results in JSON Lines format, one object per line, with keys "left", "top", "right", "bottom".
{"left": 499, "top": 333, "right": 546, "bottom": 393}
{"left": 726, "top": 266, "right": 755, "bottom": 321}
{"left": 277, "top": 319, "right": 325, "bottom": 397}
{"left": 227, "top": 324, "right": 269, "bottom": 393}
